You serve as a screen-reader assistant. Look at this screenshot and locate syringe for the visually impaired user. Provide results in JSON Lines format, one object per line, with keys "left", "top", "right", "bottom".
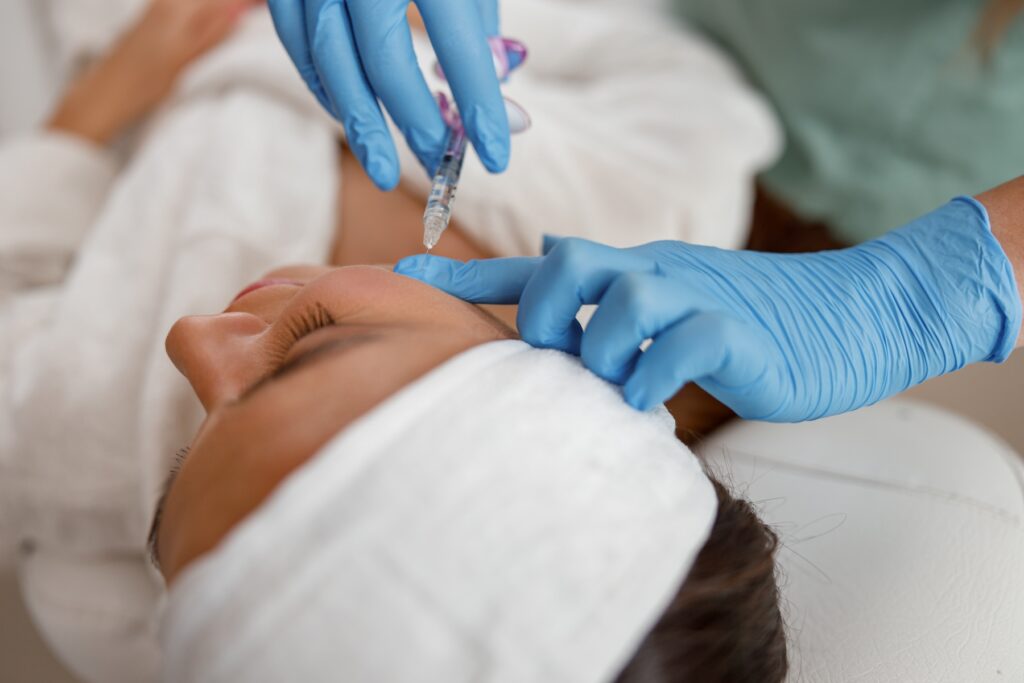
{"left": 422, "top": 125, "right": 468, "bottom": 251}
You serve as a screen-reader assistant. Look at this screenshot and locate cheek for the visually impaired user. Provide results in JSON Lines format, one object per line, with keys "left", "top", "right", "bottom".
{"left": 304, "top": 341, "right": 453, "bottom": 411}
{"left": 280, "top": 334, "right": 475, "bottom": 427}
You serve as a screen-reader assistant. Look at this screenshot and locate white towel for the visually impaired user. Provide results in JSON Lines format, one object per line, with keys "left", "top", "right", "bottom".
{"left": 161, "top": 340, "right": 717, "bottom": 683}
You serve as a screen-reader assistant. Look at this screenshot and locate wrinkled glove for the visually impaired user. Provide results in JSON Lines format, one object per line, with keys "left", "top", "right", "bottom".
{"left": 396, "top": 198, "right": 1021, "bottom": 420}
{"left": 268, "top": 0, "right": 510, "bottom": 190}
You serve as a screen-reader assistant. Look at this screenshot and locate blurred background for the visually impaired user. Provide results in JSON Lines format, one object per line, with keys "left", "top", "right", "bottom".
{"left": 2, "top": 0, "right": 1022, "bottom": 680}
{"left": 0, "top": 1, "right": 96, "bottom": 678}
{"left": 0, "top": 7, "right": 78, "bottom": 677}
{"left": 0, "top": 1, "right": 58, "bottom": 137}
{"left": 1, "top": 1, "right": 123, "bottom": 680}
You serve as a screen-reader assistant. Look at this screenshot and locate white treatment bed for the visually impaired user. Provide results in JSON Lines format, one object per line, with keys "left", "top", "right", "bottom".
{"left": 699, "top": 398, "right": 1024, "bottom": 681}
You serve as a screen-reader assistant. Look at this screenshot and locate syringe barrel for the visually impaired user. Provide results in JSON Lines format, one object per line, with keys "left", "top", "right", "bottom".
{"left": 422, "top": 127, "right": 468, "bottom": 249}
{"left": 430, "top": 129, "right": 467, "bottom": 197}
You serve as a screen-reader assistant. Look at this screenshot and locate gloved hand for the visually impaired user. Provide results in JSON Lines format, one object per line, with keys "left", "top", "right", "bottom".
{"left": 268, "top": 0, "right": 509, "bottom": 191}
{"left": 395, "top": 198, "right": 1021, "bottom": 421}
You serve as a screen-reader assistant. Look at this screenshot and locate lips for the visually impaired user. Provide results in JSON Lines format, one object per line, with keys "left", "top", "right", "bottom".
{"left": 231, "top": 278, "right": 304, "bottom": 303}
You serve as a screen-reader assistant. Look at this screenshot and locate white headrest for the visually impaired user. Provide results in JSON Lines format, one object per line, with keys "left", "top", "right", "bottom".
{"left": 700, "top": 399, "right": 1024, "bottom": 681}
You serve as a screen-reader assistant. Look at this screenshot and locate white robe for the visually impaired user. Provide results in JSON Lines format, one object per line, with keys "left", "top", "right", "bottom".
{"left": 0, "top": 4, "right": 779, "bottom": 681}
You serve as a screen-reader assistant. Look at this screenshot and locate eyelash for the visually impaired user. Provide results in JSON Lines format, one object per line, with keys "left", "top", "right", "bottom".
{"left": 148, "top": 446, "right": 192, "bottom": 569}
{"left": 286, "top": 302, "right": 337, "bottom": 344}
{"left": 169, "top": 447, "right": 191, "bottom": 478}
{"left": 273, "top": 302, "right": 338, "bottom": 361}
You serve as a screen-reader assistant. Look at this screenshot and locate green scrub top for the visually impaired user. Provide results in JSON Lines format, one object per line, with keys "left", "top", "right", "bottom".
{"left": 675, "top": 0, "right": 1024, "bottom": 243}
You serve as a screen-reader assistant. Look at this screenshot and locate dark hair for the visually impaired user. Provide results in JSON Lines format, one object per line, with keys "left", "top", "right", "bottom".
{"left": 614, "top": 477, "right": 788, "bottom": 683}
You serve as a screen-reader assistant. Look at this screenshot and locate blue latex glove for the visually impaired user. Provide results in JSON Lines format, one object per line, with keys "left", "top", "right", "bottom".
{"left": 267, "top": 0, "right": 509, "bottom": 190}
{"left": 395, "top": 198, "right": 1021, "bottom": 420}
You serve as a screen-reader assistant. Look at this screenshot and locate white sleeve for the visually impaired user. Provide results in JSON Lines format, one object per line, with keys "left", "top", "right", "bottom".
{"left": 398, "top": 0, "right": 782, "bottom": 256}
{"left": 0, "top": 131, "right": 118, "bottom": 293}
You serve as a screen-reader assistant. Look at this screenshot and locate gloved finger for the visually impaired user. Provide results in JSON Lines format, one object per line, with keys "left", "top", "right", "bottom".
{"left": 476, "top": 0, "right": 499, "bottom": 35}
{"left": 623, "top": 312, "right": 771, "bottom": 412}
{"left": 394, "top": 255, "right": 542, "bottom": 304}
{"left": 268, "top": 0, "right": 334, "bottom": 113}
{"left": 417, "top": 0, "right": 510, "bottom": 173}
{"left": 347, "top": 0, "right": 448, "bottom": 177}
{"left": 518, "top": 238, "right": 654, "bottom": 354}
{"left": 309, "top": 0, "right": 401, "bottom": 190}
{"left": 542, "top": 234, "right": 564, "bottom": 255}
{"left": 581, "top": 272, "right": 705, "bottom": 385}
{"left": 268, "top": 0, "right": 310, "bottom": 73}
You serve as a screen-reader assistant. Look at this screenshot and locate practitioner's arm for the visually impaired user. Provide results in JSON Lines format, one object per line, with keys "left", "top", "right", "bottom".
{"left": 978, "top": 177, "right": 1024, "bottom": 347}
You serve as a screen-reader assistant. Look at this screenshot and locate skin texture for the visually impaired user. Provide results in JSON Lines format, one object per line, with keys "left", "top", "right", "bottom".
{"left": 157, "top": 266, "right": 515, "bottom": 583}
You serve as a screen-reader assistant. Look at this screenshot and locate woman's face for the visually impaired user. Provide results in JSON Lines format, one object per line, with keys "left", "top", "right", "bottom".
{"left": 155, "top": 265, "right": 514, "bottom": 583}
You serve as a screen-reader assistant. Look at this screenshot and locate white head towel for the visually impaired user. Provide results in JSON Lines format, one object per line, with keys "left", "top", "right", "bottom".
{"left": 160, "top": 340, "right": 717, "bottom": 683}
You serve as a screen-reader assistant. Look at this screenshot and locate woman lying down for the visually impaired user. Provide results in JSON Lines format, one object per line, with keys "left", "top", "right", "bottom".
{"left": 152, "top": 264, "right": 787, "bottom": 682}
{"left": 0, "top": 0, "right": 779, "bottom": 679}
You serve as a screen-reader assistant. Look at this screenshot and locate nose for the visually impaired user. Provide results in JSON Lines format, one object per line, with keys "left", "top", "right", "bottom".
{"left": 166, "top": 312, "right": 271, "bottom": 411}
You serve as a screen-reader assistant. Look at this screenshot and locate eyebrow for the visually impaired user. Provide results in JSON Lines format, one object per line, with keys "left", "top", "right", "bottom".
{"left": 146, "top": 333, "right": 381, "bottom": 570}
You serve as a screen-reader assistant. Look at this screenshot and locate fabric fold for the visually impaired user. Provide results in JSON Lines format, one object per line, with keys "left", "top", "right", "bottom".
{"left": 162, "top": 341, "right": 717, "bottom": 683}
